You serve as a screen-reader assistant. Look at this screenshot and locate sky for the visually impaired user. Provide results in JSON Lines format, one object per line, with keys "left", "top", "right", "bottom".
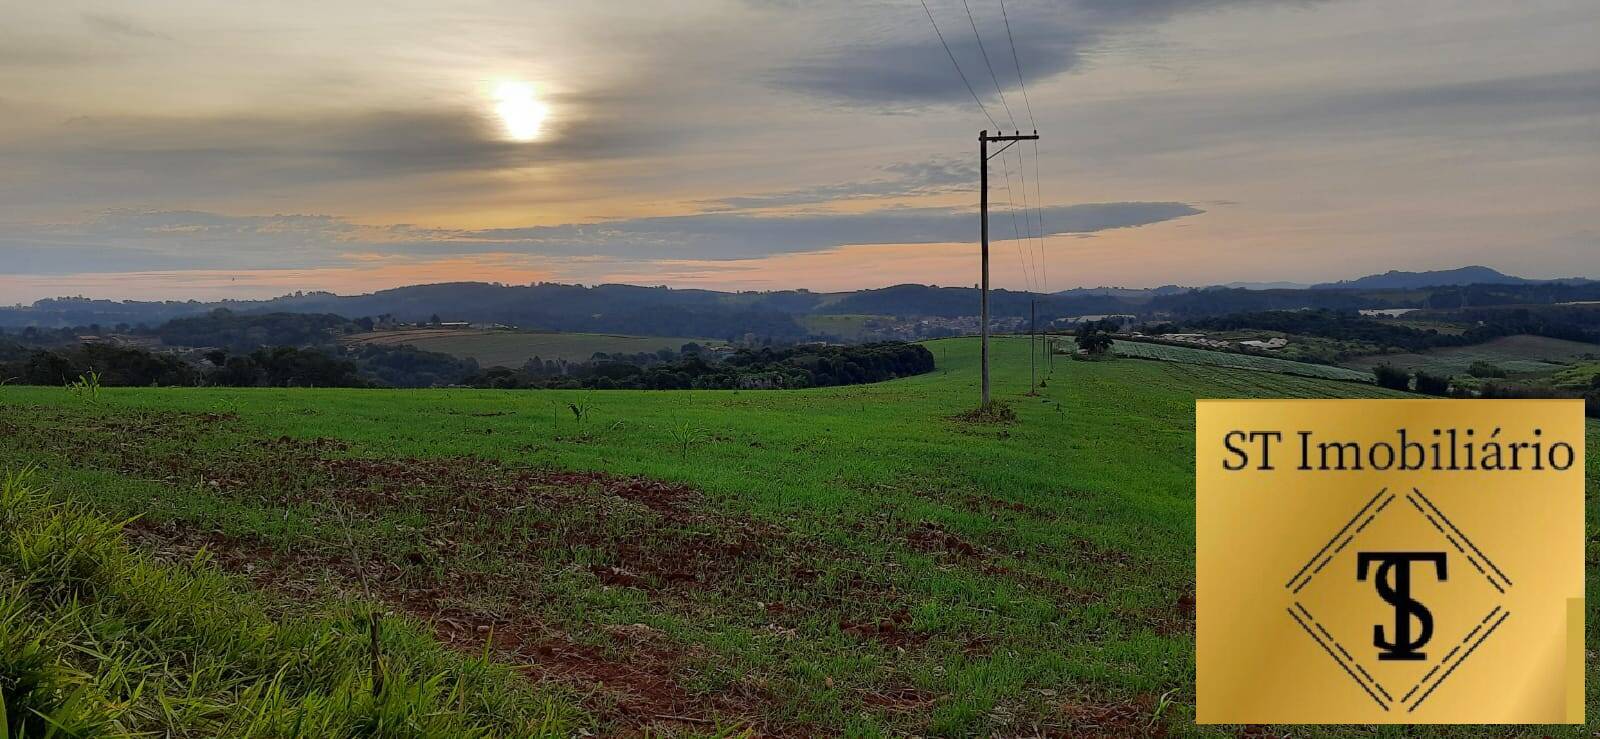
{"left": 1, "top": 0, "right": 1595, "bottom": 302}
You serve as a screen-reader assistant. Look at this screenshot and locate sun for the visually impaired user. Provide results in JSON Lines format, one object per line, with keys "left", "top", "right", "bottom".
{"left": 492, "top": 80, "right": 548, "bottom": 142}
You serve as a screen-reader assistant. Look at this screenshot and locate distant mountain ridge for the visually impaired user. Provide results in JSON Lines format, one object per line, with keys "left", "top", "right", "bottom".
{"left": 1310, "top": 266, "right": 1594, "bottom": 290}
{"left": 3, "top": 267, "right": 1596, "bottom": 333}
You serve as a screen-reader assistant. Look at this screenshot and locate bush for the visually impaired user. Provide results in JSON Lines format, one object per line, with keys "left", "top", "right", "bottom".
{"left": 1466, "top": 361, "right": 1506, "bottom": 379}
{"left": 1076, "top": 328, "right": 1114, "bottom": 357}
{"left": 1413, "top": 371, "right": 1450, "bottom": 396}
{"left": 1372, "top": 364, "right": 1411, "bottom": 391}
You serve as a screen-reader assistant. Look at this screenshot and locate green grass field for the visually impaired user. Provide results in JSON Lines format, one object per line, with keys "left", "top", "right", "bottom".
{"left": 1341, "top": 334, "right": 1600, "bottom": 377}
{"left": 1110, "top": 339, "right": 1375, "bottom": 382}
{"left": 2, "top": 337, "right": 1594, "bottom": 736}
{"left": 344, "top": 329, "right": 713, "bottom": 366}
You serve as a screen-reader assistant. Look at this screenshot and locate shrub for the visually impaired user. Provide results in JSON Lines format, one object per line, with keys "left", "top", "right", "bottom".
{"left": 1372, "top": 364, "right": 1411, "bottom": 391}
{"left": 1075, "top": 328, "right": 1114, "bottom": 357}
{"left": 1413, "top": 371, "right": 1450, "bottom": 396}
{"left": 1467, "top": 361, "right": 1506, "bottom": 379}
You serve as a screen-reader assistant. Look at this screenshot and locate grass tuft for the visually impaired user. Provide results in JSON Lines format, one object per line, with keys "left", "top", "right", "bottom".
{"left": 0, "top": 468, "right": 585, "bottom": 738}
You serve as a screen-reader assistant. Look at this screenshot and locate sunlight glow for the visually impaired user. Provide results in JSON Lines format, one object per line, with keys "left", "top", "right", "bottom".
{"left": 492, "top": 80, "right": 547, "bottom": 142}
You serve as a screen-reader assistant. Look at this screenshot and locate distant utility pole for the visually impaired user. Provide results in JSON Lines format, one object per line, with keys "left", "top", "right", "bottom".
{"left": 979, "top": 129, "right": 1039, "bottom": 408}
{"left": 1029, "top": 299, "right": 1037, "bottom": 393}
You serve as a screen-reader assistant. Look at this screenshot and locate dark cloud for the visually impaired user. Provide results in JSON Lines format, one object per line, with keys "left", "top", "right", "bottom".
{"left": 0, "top": 201, "right": 1202, "bottom": 273}
{"left": 0, "top": 105, "right": 691, "bottom": 208}
{"left": 775, "top": 19, "right": 1086, "bottom": 110}
{"left": 1061, "top": 69, "right": 1600, "bottom": 165}
{"left": 430, "top": 201, "right": 1204, "bottom": 259}
{"left": 772, "top": 0, "right": 1317, "bottom": 108}
{"left": 0, "top": 211, "right": 363, "bottom": 274}
{"left": 702, "top": 156, "right": 978, "bottom": 210}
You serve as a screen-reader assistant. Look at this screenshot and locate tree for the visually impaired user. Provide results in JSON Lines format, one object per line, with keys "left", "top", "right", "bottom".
{"left": 1373, "top": 364, "right": 1410, "bottom": 391}
{"left": 429, "top": 314, "right": 442, "bottom": 326}
{"left": 1076, "top": 326, "right": 1114, "bottom": 357}
{"left": 1413, "top": 370, "right": 1450, "bottom": 396}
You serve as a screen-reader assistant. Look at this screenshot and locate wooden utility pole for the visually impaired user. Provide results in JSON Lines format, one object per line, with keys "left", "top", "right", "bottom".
{"left": 979, "top": 130, "right": 1039, "bottom": 408}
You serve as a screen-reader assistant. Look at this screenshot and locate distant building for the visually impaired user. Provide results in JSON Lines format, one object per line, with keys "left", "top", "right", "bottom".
{"left": 1054, "top": 314, "right": 1137, "bottom": 329}
{"left": 1158, "top": 333, "right": 1233, "bottom": 349}
{"left": 1358, "top": 308, "right": 1419, "bottom": 318}
{"left": 1239, "top": 337, "right": 1289, "bottom": 350}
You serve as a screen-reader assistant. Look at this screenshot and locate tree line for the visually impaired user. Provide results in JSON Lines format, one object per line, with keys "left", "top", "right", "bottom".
{"left": 0, "top": 330, "right": 933, "bottom": 391}
{"left": 0, "top": 340, "right": 478, "bottom": 389}
{"left": 1176, "top": 305, "right": 1600, "bottom": 355}
{"left": 462, "top": 343, "right": 935, "bottom": 390}
{"left": 1372, "top": 363, "right": 1600, "bottom": 418}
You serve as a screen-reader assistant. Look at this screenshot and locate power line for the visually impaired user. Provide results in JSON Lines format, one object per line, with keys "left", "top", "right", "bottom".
{"left": 918, "top": 0, "right": 998, "bottom": 130}
{"left": 960, "top": 0, "right": 1016, "bottom": 130}
{"left": 1010, "top": 141, "right": 1041, "bottom": 293}
{"left": 997, "top": 152, "right": 1034, "bottom": 292}
{"left": 995, "top": 0, "right": 1047, "bottom": 293}
{"left": 1033, "top": 138, "right": 1048, "bottom": 293}
{"left": 997, "top": 0, "right": 1035, "bottom": 130}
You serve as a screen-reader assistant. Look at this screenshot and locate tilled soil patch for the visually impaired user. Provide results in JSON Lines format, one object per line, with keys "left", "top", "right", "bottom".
{"left": 126, "top": 518, "right": 785, "bottom": 736}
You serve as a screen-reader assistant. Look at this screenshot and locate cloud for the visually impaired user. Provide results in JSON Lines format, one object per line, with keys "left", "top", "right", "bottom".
{"left": 774, "top": 18, "right": 1086, "bottom": 109}
{"left": 770, "top": 0, "right": 1317, "bottom": 108}
{"left": 701, "top": 156, "right": 977, "bottom": 210}
{"left": 0, "top": 201, "right": 1203, "bottom": 274}
{"left": 457, "top": 201, "right": 1203, "bottom": 259}
{"left": 1062, "top": 69, "right": 1600, "bottom": 165}
{"left": 0, "top": 103, "right": 696, "bottom": 213}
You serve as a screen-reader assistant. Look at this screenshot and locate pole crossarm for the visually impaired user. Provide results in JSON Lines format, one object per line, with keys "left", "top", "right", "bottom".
{"left": 983, "top": 133, "right": 1038, "bottom": 160}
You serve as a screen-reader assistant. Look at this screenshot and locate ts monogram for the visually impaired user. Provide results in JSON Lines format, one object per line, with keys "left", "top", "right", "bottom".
{"left": 1197, "top": 400, "right": 1584, "bottom": 725}
{"left": 1358, "top": 552, "right": 1446, "bottom": 661}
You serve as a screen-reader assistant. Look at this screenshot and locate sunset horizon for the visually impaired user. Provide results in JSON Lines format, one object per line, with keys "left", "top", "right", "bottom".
{"left": 5, "top": 2, "right": 1594, "bottom": 302}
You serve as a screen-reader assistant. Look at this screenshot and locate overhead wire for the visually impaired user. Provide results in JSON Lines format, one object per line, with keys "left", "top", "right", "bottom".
{"left": 997, "top": 0, "right": 1035, "bottom": 129}
{"left": 919, "top": 0, "right": 1044, "bottom": 296}
{"left": 961, "top": 0, "right": 1017, "bottom": 130}
{"left": 997, "top": 150, "right": 1034, "bottom": 292}
{"left": 918, "top": 0, "right": 999, "bottom": 131}
{"left": 996, "top": 0, "right": 1047, "bottom": 294}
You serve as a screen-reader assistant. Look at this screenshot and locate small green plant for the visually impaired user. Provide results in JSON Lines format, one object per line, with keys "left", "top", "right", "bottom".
{"left": 565, "top": 392, "right": 594, "bottom": 426}
{"left": 667, "top": 421, "right": 709, "bottom": 458}
{"left": 1148, "top": 688, "right": 1179, "bottom": 730}
{"left": 64, "top": 371, "right": 102, "bottom": 402}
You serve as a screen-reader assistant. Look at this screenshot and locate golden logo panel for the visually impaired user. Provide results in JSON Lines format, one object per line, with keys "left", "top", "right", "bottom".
{"left": 1196, "top": 400, "right": 1584, "bottom": 724}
